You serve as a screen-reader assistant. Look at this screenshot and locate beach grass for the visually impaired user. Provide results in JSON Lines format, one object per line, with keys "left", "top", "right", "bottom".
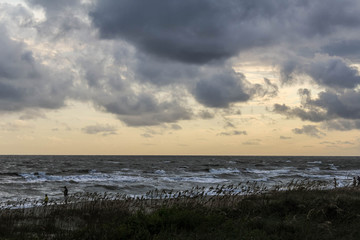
{"left": 1, "top": 180, "right": 360, "bottom": 239}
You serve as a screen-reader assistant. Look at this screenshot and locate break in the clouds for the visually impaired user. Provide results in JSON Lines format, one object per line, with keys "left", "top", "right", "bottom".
{"left": 1, "top": 0, "right": 360, "bottom": 131}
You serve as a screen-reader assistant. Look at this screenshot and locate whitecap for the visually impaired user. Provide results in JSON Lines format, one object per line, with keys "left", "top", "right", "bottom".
{"left": 245, "top": 168, "right": 292, "bottom": 176}
{"left": 209, "top": 168, "right": 240, "bottom": 175}
{"left": 155, "top": 170, "right": 166, "bottom": 175}
{"left": 328, "top": 164, "right": 338, "bottom": 170}
{"left": 306, "top": 167, "right": 320, "bottom": 172}
{"left": 307, "top": 161, "right": 322, "bottom": 164}
{"left": 161, "top": 176, "right": 225, "bottom": 184}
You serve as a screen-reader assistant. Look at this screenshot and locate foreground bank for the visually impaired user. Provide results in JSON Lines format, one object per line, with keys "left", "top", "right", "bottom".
{"left": 1, "top": 186, "right": 360, "bottom": 239}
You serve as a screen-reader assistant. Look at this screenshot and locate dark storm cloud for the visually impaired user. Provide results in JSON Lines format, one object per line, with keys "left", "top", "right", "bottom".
{"left": 90, "top": 0, "right": 360, "bottom": 64}
{"left": 132, "top": 52, "right": 200, "bottom": 86}
{"left": 300, "top": 0, "right": 360, "bottom": 36}
{"left": 322, "top": 40, "right": 360, "bottom": 59}
{"left": 90, "top": 0, "right": 292, "bottom": 64}
{"left": 280, "top": 57, "right": 360, "bottom": 89}
{"left": 132, "top": 53, "right": 277, "bottom": 109}
{"left": 3, "top": 0, "right": 360, "bottom": 129}
{"left": 194, "top": 71, "right": 250, "bottom": 108}
{"left": 307, "top": 58, "right": 360, "bottom": 89}
{"left": 311, "top": 90, "right": 360, "bottom": 119}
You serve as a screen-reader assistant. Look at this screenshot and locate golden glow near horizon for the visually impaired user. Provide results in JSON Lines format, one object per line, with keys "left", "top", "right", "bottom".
{"left": 0, "top": 98, "right": 358, "bottom": 156}
{"left": 0, "top": 0, "right": 359, "bottom": 155}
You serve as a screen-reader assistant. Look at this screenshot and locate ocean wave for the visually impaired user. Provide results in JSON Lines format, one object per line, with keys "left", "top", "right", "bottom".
{"left": 306, "top": 167, "right": 320, "bottom": 172}
{"left": 2, "top": 155, "right": 360, "bottom": 204}
{"left": 155, "top": 170, "right": 166, "bottom": 175}
{"left": 0, "top": 172, "right": 19, "bottom": 177}
{"left": 160, "top": 176, "right": 225, "bottom": 184}
{"left": 209, "top": 168, "right": 240, "bottom": 175}
{"left": 18, "top": 171, "right": 146, "bottom": 184}
{"left": 245, "top": 168, "right": 293, "bottom": 176}
{"left": 328, "top": 164, "right": 338, "bottom": 170}
{"left": 307, "top": 161, "right": 322, "bottom": 164}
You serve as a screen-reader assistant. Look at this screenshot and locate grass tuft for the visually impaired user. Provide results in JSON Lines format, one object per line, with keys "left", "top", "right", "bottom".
{"left": 1, "top": 180, "right": 360, "bottom": 239}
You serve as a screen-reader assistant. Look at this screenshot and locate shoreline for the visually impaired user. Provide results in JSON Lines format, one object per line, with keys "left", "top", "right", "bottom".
{"left": 2, "top": 186, "right": 360, "bottom": 239}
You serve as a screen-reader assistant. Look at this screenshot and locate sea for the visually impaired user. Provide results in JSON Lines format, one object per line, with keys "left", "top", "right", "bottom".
{"left": 1, "top": 155, "right": 360, "bottom": 206}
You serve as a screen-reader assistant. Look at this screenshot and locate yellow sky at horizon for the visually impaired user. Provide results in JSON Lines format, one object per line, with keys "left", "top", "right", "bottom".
{"left": 0, "top": 98, "right": 358, "bottom": 156}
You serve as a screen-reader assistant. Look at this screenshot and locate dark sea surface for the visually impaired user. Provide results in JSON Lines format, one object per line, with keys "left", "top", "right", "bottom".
{"left": 1, "top": 155, "right": 360, "bottom": 206}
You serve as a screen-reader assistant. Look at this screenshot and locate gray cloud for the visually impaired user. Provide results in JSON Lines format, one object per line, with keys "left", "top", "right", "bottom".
{"left": 320, "top": 140, "right": 354, "bottom": 146}
{"left": 19, "top": 110, "right": 46, "bottom": 120}
{"left": 280, "top": 57, "right": 360, "bottom": 89}
{"left": 90, "top": 0, "right": 360, "bottom": 64}
{"left": 25, "top": 0, "right": 89, "bottom": 41}
{"left": 171, "top": 124, "right": 182, "bottom": 130}
{"left": 300, "top": 0, "right": 360, "bottom": 36}
{"left": 141, "top": 133, "right": 153, "bottom": 138}
{"left": 323, "top": 119, "right": 360, "bottom": 131}
{"left": 2, "top": 0, "right": 360, "bottom": 130}
{"left": 307, "top": 58, "right": 360, "bottom": 89}
{"left": 311, "top": 90, "right": 360, "bottom": 119}
{"left": 242, "top": 139, "right": 261, "bottom": 145}
{"left": 273, "top": 87, "right": 360, "bottom": 127}
{"left": 90, "top": 0, "right": 282, "bottom": 64}
{"left": 280, "top": 136, "right": 292, "bottom": 140}
{"left": 194, "top": 71, "right": 250, "bottom": 108}
{"left": 95, "top": 92, "right": 193, "bottom": 126}
{"left": 273, "top": 104, "right": 328, "bottom": 122}
{"left": 292, "top": 125, "right": 326, "bottom": 138}
{"left": 0, "top": 24, "right": 71, "bottom": 112}
{"left": 0, "top": 121, "right": 32, "bottom": 132}
{"left": 322, "top": 40, "right": 360, "bottom": 59}
{"left": 218, "top": 130, "right": 247, "bottom": 136}
{"left": 81, "top": 124, "right": 117, "bottom": 136}
{"left": 26, "top": 0, "right": 80, "bottom": 12}
{"left": 198, "top": 110, "right": 215, "bottom": 119}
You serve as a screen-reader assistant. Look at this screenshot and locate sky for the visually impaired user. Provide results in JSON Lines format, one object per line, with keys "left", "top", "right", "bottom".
{"left": 0, "top": 0, "right": 360, "bottom": 155}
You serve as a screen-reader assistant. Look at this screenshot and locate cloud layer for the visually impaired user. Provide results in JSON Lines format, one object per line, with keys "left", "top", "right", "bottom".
{"left": 0, "top": 0, "right": 359, "bottom": 133}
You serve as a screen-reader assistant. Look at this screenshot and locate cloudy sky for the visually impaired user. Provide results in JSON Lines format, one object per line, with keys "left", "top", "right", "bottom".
{"left": 0, "top": 0, "right": 359, "bottom": 155}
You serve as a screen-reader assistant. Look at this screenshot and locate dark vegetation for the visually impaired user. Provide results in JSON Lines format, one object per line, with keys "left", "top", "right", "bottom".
{"left": 1, "top": 181, "right": 360, "bottom": 239}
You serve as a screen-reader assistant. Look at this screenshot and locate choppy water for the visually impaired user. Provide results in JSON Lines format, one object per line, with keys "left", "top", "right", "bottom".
{"left": 1, "top": 155, "right": 360, "bottom": 204}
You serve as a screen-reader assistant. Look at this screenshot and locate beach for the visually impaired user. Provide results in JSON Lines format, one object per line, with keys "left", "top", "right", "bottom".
{"left": 2, "top": 155, "right": 360, "bottom": 238}
{"left": 1, "top": 185, "right": 360, "bottom": 239}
